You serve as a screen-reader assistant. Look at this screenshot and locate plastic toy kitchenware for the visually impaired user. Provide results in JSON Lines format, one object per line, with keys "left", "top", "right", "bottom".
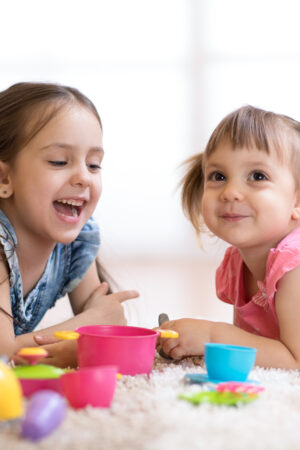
{"left": 216, "top": 381, "right": 265, "bottom": 394}
{"left": 21, "top": 390, "right": 66, "bottom": 441}
{"left": 179, "top": 390, "right": 258, "bottom": 406}
{"left": 13, "top": 363, "right": 67, "bottom": 397}
{"left": 0, "top": 359, "right": 23, "bottom": 420}
{"left": 204, "top": 343, "right": 257, "bottom": 382}
{"left": 61, "top": 365, "right": 118, "bottom": 409}
{"left": 55, "top": 325, "right": 179, "bottom": 376}
{"left": 17, "top": 347, "right": 49, "bottom": 365}
{"left": 158, "top": 313, "right": 172, "bottom": 359}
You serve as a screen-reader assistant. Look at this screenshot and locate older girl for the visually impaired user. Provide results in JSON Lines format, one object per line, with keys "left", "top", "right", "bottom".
{"left": 0, "top": 82, "right": 138, "bottom": 367}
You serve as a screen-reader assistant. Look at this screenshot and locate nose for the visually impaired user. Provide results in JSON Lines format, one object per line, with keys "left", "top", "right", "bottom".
{"left": 219, "top": 180, "right": 244, "bottom": 202}
{"left": 70, "top": 164, "right": 91, "bottom": 188}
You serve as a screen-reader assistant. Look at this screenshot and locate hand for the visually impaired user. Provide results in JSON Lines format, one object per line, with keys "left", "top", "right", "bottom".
{"left": 157, "top": 318, "right": 212, "bottom": 360}
{"left": 10, "top": 336, "right": 78, "bottom": 369}
{"left": 33, "top": 335, "right": 78, "bottom": 368}
{"left": 83, "top": 282, "right": 139, "bottom": 326}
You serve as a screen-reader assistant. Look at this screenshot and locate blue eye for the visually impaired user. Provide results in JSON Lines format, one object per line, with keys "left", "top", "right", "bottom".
{"left": 249, "top": 171, "right": 268, "bottom": 181}
{"left": 207, "top": 171, "right": 226, "bottom": 182}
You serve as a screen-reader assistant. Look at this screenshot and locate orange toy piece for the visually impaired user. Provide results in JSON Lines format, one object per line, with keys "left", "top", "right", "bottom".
{"left": 17, "top": 347, "right": 49, "bottom": 365}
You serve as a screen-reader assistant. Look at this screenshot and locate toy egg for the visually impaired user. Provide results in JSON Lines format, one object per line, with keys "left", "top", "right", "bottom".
{"left": 0, "top": 359, "right": 23, "bottom": 420}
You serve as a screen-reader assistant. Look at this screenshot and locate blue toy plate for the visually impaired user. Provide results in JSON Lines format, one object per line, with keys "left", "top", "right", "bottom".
{"left": 184, "top": 373, "right": 258, "bottom": 385}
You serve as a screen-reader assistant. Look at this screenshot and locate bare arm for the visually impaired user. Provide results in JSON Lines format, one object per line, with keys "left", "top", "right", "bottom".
{"left": 26, "top": 261, "right": 138, "bottom": 337}
{"left": 0, "top": 259, "right": 18, "bottom": 356}
{"left": 9, "top": 261, "right": 138, "bottom": 367}
{"left": 160, "top": 266, "right": 300, "bottom": 370}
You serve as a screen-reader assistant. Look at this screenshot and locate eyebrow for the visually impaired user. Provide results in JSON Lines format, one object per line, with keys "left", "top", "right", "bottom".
{"left": 206, "top": 160, "right": 272, "bottom": 169}
{"left": 40, "top": 143, "right": 104, "bottom": 155}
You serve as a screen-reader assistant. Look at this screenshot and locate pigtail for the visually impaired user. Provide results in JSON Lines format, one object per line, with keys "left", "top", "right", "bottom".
{"left": 180, "top": 153, "right": 205, "bottom": 235}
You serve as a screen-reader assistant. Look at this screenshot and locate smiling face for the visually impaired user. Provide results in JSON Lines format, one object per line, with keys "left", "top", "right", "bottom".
{"left": 1, "top": 103, "right": 103, "bottom": 248}
{"left": 201, "top": 140, "right": 300, "bottom": 254}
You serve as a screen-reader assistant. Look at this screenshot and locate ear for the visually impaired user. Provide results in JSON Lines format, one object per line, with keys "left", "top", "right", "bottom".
{"left": 292, "top": 191, "right": 300, "bottom": 220}
{"left": 0, "top": 161, "right": 13, "bottom": 199}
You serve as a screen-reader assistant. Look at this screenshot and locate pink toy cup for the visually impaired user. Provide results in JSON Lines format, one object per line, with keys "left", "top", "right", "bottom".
{"left": 19, "top": 378, "right": 63, "bottom": 397}
{"left": 76, "top": 325, "right": 160, "bottom": 376}
{"left": 61, "top": 365, "right": 117, "bottom": 409}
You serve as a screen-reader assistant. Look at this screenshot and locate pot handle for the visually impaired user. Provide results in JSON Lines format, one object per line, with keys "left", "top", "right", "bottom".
{"left": 156, "top": 329, "right": 179, "bottom": 338}
{"left": 53, "top": 330, "right": 79, "bottom": 340}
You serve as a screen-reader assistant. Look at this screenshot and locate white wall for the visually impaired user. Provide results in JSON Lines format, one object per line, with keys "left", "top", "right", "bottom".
{"left": 0, "top": 0, "right": 299, "bottom": 264}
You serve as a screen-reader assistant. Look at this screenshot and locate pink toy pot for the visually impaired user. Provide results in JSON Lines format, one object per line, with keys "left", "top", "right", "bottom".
{"left": 75, "top": 325, "right": 160, "bottom": 376}
{"left": 61, "top": 365, "right": 117, "bottom": 409}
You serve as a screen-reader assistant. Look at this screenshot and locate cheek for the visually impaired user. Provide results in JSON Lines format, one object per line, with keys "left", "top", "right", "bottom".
{"left": 201, "top": 193, "right": 212, "bottom": 222}
{"left": 93, "top": 178, "right": 102, "bottom": 201}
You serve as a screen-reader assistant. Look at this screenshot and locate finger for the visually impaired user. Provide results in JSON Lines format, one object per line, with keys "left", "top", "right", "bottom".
{"left": 10, "top": 355, "right": 28, "bottom": 366}
{"left": 162, "top": 338, "right": 178, "bottom": 357}
{"left": 92, "top": 282, "right": 109, "bottom": 296}
{"left": 158, "top": 346, "right": 172, "bottom": 360}
{"left": 160, "top": 320, "right": 176, "bottom": 329}
{"left": 113, "top": 290, "right": 139, "bottom": 303}
{"left": 35, "top": 354, "right": 63, "bottom": 368}
{"left": 169, "top": 345, "right": 187, "bottom": 360}
{"left": 34, "top": 334, "right": 59, "bottom": 345}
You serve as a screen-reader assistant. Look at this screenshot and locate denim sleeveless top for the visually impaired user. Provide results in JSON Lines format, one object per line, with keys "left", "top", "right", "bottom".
{"left": 0, "top": 210, "right": 100, "bottom": 335}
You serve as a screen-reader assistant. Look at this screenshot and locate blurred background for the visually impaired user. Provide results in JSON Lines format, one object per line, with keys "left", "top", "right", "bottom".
{"left": 1, "top": 0, "right": 299, "bottom": 328}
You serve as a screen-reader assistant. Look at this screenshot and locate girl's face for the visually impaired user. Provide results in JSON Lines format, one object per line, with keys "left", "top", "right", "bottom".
{"left": 202, "top": 141, "right": 300, "bottom": 254}
{"left": 3, "top": 104, "right": 103, "bottom": 247}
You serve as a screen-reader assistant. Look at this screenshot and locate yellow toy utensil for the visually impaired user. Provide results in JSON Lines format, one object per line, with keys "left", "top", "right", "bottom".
{"left": 0, "top": 359, "right": 23, "bottom": 420}
{"left": 53, "top": 330, "right": 79, "bottom": 340}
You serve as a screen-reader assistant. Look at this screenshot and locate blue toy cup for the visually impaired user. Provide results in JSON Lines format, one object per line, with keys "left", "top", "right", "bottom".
{"left": 204, "top": 343, "right": 257, "bottom": 382}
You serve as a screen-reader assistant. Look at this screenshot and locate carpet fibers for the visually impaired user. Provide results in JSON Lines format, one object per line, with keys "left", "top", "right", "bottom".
{"left": 1, "top": 355, "right": 300, "bottom": 449}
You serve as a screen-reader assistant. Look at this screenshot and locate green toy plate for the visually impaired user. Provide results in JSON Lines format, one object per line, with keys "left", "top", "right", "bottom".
{"left": 179, "top": 390, "right": 258, "bottom": 406}
{"left": 13, "top": 364, "right": 66, "bottom": 379}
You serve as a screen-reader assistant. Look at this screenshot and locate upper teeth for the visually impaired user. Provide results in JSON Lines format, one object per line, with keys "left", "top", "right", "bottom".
{"left": 57, "top": 199, "right": 83, "bottom": 206}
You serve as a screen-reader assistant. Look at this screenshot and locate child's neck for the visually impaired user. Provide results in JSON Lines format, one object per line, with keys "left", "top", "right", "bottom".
{"left": 16, "top": 236, "right": 55, "bottom": 298}
{"left": 240, "top": 246, "right": 268, "bottom": 283}
{"left": 239, "top": 246, "right": 270, "bottom": 302}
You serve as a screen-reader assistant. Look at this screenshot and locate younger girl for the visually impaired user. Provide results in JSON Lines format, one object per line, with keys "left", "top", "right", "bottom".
{"left": 0, "top": 82, "right": 138, "bottom": 367}
{"left": 159, "top": 105, "right": 300, "bottom": 369}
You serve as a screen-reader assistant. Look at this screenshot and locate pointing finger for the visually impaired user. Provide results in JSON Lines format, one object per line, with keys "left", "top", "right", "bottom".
{"left": 113, "top": 290, "right": 139, "bottom": 303}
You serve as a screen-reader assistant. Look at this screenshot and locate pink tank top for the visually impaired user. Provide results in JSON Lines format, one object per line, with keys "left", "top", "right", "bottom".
{"left": 216, "top": 227, "right": 300, "bottom": 339}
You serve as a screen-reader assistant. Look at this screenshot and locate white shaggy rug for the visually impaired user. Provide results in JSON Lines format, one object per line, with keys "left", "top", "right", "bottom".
{"left": 2, "top": 354, "right": 300, "bottom": 450}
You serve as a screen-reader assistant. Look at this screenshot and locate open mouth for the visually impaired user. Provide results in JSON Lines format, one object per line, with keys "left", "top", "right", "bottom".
{"left": 53, "top": 199, "right": 84, "bottom": 217}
